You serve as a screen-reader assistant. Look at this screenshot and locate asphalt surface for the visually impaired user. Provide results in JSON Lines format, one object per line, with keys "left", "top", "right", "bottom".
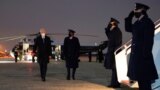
{"left": 0, "top": 58, "right": 137, "bottom": 90}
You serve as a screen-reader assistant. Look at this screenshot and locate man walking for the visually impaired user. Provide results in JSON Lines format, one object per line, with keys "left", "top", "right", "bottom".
{"left": 33, "top": 28, "right": 52, "bottom": 82}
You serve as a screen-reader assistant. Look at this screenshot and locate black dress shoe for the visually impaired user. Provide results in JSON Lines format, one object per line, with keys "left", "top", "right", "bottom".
{"left": 107, "top": 85, "right": 121, "bottom": 88}
{"left": 72, "top": 76, "right": 75, "bottom": 80}
{"left": 112, "top": 85, "right": 121, "bottom": 88}
{"left": 42, "top": 78, "right": 46, "bottom": 82}
{"left": 72, "top": 77, "right": 75, "bottom": 80}
{"left": 107, "top": 85, "right": 113, "bottom": 88}
{"left": 67, "top": 76, "right": 70, "bottom": 80}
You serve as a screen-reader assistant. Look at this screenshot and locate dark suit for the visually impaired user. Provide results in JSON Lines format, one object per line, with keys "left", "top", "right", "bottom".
{"left": 33, "top": 35, "right": 52, "bottom": 80}
{"left": 125, "top": 15, "right": 158, "bottom": 89}
{"left": 104, "top": 26, "right": 122, "bottom": 87}
{"left": 63, "top": 36, "right": 80, "bottom": 80}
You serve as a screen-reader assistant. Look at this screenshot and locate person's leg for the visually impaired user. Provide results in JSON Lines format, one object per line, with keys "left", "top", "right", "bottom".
{"left": 42, "top": 62, "right": 48, "bottom": 81}
{"left": 67, "top": 68, "right": 70, "bottom": 80}
{"left": 110, "top": 67, "right": 120, "bottom": 87}
{"left": 39, "top": 62, "right": 43, "bottom": 80}
{"left": 138, "top": 80, "right": 151, "bottom": 90}
{"left": 32, "top": 56, "right": 35, "bottom": 63}
{"left": 72, "top": 68, "right": 76, "bottom": 80}
{"left": 15, "top": 56, "right": 17, "bottom": 63}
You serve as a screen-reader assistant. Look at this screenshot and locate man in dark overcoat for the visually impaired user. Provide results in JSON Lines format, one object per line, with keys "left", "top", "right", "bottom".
{"left": 63, "top": 29, "right": 80, "bottom": 80}
{"left": 125, "top": 3, "right": 158, "bottom": 90}
{"left": 33, "top": 28, "right": 52, "bottom": 82}
{"left": 104, "top": 18, "right": 122, "bottom": 88}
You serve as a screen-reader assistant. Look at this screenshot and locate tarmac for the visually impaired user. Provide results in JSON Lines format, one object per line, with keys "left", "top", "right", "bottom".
{"left": 0, "top": 58, "right": 137, "bottom": 90}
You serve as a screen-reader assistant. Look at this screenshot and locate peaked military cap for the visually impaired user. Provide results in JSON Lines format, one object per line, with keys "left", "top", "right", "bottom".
{"left": 110, "top": 18, "right": 120, "bottom": 24}
{"left": 135, "top": 3, "right": 150, "bottom": 11}
{"left": 68, "top": 29, "right": 76, "bottom": 33}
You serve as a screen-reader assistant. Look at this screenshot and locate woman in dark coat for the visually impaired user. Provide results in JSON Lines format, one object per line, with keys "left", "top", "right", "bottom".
{"left": 63, "top": 29, "right": 80, "bottom": 80}
{"left": 125, "top": 3, "right": 158, "bottom": 90}
{"left": 104, "top": 18, "right": 122, "bottom": 88}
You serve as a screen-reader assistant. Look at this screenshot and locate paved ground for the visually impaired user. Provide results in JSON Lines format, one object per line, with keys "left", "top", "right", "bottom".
{"left": 0, "top": 58, "right": 137, "bottom": 90}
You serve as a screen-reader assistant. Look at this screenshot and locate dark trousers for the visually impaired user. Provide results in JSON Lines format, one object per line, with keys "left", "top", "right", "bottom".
{"left": 39, "top": 62, "right": 48, "bottom": 79}
{"left": 32, "top": 56, "right": 35, "bottom": 63}
{"left": 15, "top": 56, "right": 18, "bottom": 63}
{"left": 110, "top": 67, "right": 120, "bottom": 86}
{"left": 67, "top": 68, "right": 76, "bottom": 79}
{"left": 138, "top": 80, "right": 151, "bottom": 90}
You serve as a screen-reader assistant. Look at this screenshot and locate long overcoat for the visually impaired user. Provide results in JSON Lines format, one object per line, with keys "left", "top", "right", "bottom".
{"left": 125, "top": 15, "right": 158, "bottom": 81}
{"left": 33, "top": 36, "right": 52, "bottom": 63}
{"left": 63, "top": 36, "right": 80, "bottom": 68}
{"left": 104, "top": 27, "right": 122, "bottom": 69}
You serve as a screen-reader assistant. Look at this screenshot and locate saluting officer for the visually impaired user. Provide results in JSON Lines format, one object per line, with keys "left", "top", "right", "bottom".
{"left": 104, "top": 18, "right": 122, "bottom": 88}
{"left": 125, "top": 3, "right": 158, "bottom": 90}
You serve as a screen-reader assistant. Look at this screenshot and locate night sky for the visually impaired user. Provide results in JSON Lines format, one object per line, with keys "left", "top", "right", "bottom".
{"left": 0, "top": 0, "right": 160, "bottom": 50}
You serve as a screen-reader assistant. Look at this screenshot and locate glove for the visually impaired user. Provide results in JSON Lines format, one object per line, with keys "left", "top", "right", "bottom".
{"left": 128, "top": 11, "right": 134, "bottom": 18}
{"left": 106, "top": 23, "right": 112, "bottom": 30}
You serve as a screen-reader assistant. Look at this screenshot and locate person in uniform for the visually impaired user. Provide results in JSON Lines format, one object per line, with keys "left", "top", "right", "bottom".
{"left": 98, "top": 48, "right": 104, "bottom": 63}
{"left": 125, "top": 3, "right": 158, "bottom": 90}
{"left": 33, "top": 28, "right": 52, "bottom": 82}
{"left": 104, "top": 18, "right": 122, "bottom": 88}
{"left": 63, "top": 29, "right": 80, "bottom": 80}
{"left": 12, "top": 45, "right": 19, "bottom": 63}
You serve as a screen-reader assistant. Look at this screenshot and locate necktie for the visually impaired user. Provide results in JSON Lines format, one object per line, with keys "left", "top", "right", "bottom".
{"left": 43, "top": 38, "right": 45, "bottom": 43}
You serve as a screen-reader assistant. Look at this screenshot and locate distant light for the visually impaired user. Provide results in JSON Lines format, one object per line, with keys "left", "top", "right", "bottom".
{"left": 0, "top": 61, "right": 15, "bottom": 63}
{"left": 94, "top": 43, "right": 98, "bottom": 46}
{"left": 5, "top": 50, "right": 7, "bottom": 53}
{"left": 0, "top": 44, "right": 6, "bottom": 51}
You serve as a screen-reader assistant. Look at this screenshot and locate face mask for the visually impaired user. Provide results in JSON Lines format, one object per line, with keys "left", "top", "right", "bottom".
{"left": 41, "top": 33, "right": 45, "bottom": 38}
{"left": 134, "top": 12, "right": 141, "bottom": 18}
{"left": 68, "top": 34, "right": 71, "bottom": 37}
{"left": 69, "top": 32, "right": 74, "bottom": 37}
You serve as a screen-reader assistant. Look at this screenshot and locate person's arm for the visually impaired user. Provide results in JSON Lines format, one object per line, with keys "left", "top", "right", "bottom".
{"left": 63, "top": 37, "right": 67, "bottom": 58}
{"left": 125, "top": 11, "right": 134, "bottom": 32}
{"left": 142, "top": 19, "right": 155, "bottom": 57}
{"left": 105, "top": 23, "right": 111, "bottom": 37}
{"left": 33, "top": 38, "right": 38, "bottom": 54}
{"left": 76, "top": 38, "right": 80, "bottom": 58}
{"left": 48, "top": 37, "right": 52, "bottom": 57}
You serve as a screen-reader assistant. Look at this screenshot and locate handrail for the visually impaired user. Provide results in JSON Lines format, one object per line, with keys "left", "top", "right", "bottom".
{"left": 154, "top": 18, "right": 160, "bottom": 26}
{"left": 155, "top": 19, "right": 160, "bottom": 34}
{"left": 153, "top": 85, "right": 160, "bottom": 90}
{"left": 114, "top": 39, "right": 132, "bottom": 55}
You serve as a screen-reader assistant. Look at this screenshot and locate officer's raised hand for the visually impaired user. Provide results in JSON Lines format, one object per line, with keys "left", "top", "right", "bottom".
{"left": 128, "top": 10, "right": 134, "bottom": 19}
{"left": 105, "top": 23, "right": 112, "bottom": 30}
